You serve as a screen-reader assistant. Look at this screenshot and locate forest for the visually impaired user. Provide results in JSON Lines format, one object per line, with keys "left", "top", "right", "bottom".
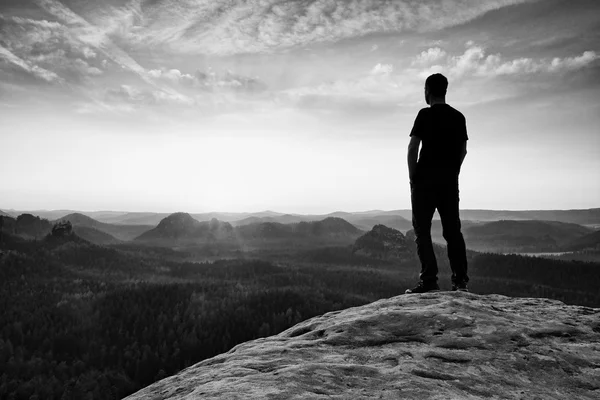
{"left": 1, "top": 230, "right": 599, "bottom": 399}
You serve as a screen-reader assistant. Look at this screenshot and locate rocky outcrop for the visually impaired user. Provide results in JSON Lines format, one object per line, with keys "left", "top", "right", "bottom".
{"left": 125, "top": 292, "right": 600, "bottom": 399}
{"left": 51, "top": 221, "right": 74, "bottom": 237}
{"left": 352, "top": 224, "right": 413, "bottom": 260}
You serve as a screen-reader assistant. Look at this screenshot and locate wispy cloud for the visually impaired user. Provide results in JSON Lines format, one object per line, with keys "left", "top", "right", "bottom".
{"left": 0, "top": 14, "right": 101, "bottom": 83}
{"left": 106, "top": 0, "right": 539, "bottom": 55}
{"left": 30, "top": 0, "right": 179, "bottom": 96}
{"left": 105, "top": 84, "right": 193, "bottom": 106}
{"left": 148, "top": 68, "right": 267, "bottom": 93}
{"left": 0, "top": 44, "right": 63, "bottom": 83}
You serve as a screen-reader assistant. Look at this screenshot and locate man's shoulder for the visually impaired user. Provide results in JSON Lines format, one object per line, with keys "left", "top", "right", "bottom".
{"left": 446, "top": 104, "right": 466, "bottom": 119}
{"left": 416, "top": 107, "right": 431, "bottom": 119}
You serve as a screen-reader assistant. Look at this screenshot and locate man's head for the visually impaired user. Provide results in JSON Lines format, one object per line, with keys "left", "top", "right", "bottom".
{"left": 424, "top": 73, "right": 448, "bottom": 105}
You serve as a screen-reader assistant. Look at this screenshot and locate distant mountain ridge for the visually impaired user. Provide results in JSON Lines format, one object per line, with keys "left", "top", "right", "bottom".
{"left": 462, "top": 220, "right": 593, "bottom": 253}
{"left": 136, "top": 214, "right": 362, "bottom": 245}
{"left": 4, "top": 207, "right": 600, "bottom": 226}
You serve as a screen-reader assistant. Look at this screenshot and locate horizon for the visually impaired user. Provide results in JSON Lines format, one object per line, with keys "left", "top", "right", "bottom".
{"left": 1, "top": 0, "right": 599, "bottom": 213}
{"left": 2, "top": 205, "right": 599, "bottom": 218}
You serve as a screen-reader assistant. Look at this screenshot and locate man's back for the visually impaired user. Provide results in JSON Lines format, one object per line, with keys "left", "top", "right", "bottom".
{"left": 410, "top": 103, "right": 468, "bottom": 183}
{"left": 405, "top": 73, "right": 469, "bottom": 294}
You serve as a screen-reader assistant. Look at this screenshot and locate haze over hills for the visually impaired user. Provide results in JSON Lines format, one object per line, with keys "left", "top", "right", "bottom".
{"left": 232, "top": 214, "right": 310, "bottom": 226}
{"left": 457, "top": 208, "right": 600, "bottom": 225}
{"left": 135, "top": 213, "right": 236, "bottom": 243}
{"left": 135, "top": 214, "right": 363, "bottom": 247}
{"left": 3, "top": 208, "right": 600, "bottom": 256}
{"left": 68, "top": 226, "right": 121, "bottom": 245}
{"left": 55, "top": 213, "right": 153, "bottom": 241}
{"left": 239, "top": 217, "right": 362, "bottom": 239}
{"left": 562, "top": 230, "right": 600, "bottom": 252}
{"left": 462, "top": 220, "right": 594, "bottom": 253}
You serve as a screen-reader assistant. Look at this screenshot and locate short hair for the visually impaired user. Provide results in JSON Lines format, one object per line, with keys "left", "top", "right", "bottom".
{"left": 425, "top": 73, "right": 448, "bottom": 97}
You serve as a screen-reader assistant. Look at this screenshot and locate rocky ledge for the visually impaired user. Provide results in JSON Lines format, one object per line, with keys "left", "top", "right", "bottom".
{"left": 126, "top": 292, "right": 600, "bottom": 399}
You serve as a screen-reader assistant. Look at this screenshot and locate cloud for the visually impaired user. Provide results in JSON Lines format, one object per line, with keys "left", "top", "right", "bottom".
{"left": 148, "top": 67, "right": 267, "bottom": 93}
{"left": 412, "top": 47, "right": 447, "bottom": 66}
{"left": 280, "top": 62, "right": 415, "bottom": 115}
{"left": 0, "top": 14, "right": 102, "bottom": 83}
{"left": 370, "top": 63, "right": 393, "bottom": 76}
{"left": 415, "top": 46, "right": 599, "bottom": 79}
{"left": 98, "top": 66, "right": 270, "bottom": 114}
{"left": 105, "top": 84, "right": 193, "bottom": 107}
{"left": 30, "top": 0, "right": 177, "bottom": 94}
{"left": 280, "top": 46, "right": 600, "bottom": 113}
{"left": 548, "top": 51, "right": 598, "bottom": 72}
{"left": 100, "top": 0, "right": 538, "bottom": 55}
{"left": 0, "top": 45, "right": 63, "bottom": 83}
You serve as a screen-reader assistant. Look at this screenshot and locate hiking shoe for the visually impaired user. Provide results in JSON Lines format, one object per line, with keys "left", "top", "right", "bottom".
{"left": 452, "top": 282, "right": 469, "bottom": 292}
{"left": 405, "top": 281, "right": 440, "bottom": 294}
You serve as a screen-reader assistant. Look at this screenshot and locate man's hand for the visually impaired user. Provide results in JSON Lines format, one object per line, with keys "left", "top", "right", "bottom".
{"left": 459, "top": 140, "right": 467, "bottom": 170}
{"left": 407, "top": 136, "right": 421, "bottom": 189}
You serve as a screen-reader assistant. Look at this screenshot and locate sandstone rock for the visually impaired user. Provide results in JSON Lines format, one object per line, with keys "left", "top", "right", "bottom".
{"left": 125, "top": 292, "right": 600, "bottom": 400}
{"left": 51, "top": 220, "right": 73, "bottom": 237}
{"left": 352, "top": 224, "right": 413, "bottom": 260}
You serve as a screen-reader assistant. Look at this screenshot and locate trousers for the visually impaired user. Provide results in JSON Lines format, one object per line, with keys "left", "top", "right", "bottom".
{"left": 410, "top": 180, "right": 469, "bottom": 285}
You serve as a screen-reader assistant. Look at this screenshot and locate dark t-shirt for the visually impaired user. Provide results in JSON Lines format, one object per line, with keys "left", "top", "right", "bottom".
{"left": 409, "top": 103, "right": 468, "bottom": 183}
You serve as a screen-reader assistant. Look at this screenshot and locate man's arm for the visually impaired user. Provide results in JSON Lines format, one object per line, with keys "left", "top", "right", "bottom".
{"left": 458, "top": 140, "right": 467, "bottom": 171}
{"left": 407, "top": 136, "right": 421, "bottom": 185}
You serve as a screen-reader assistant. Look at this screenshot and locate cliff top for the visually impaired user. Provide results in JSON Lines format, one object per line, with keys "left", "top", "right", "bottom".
{"left": 126, "top": 292, "right": 600, "bottom": 400}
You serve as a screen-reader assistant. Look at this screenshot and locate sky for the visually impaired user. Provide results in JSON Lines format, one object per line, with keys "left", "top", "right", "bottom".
{"left": 0, "top": 0, "right": 599, "bottom": 214}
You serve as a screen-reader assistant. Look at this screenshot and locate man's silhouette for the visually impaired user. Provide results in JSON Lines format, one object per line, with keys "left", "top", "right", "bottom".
{"left": 405, "top": 73, "right": 469, "bottom": 293}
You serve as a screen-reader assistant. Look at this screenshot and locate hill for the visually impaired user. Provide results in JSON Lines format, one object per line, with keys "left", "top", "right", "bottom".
{"left": 72, "top": 226, "right": 121, "bottom": 245}
{"left": 236, "top": 217, "right": 362, "bottom": 241}
{"left": 561, "top": 229, "right": 600, "bottom": 252}
{"left": 56, "top": 213, "right": 153, "bottom": 241}
{"left": 462, "top": 220, "right": 593, "bottom": 253}
{"left": 233, "top": 214, "right": 308, "bottom": 226}
{"left": 293, "top": 217, "right": 362, "bottom": 237}
{"left": 0, "top": 214, "right": 52, "bottom": 239}
{"left": 125, "top": 292, "right": 600, "bottom": 399}
{"left": 235, "top": 221, "right": 295, "bottom": 239}
{"left": 135, "top": 213, "right": 235, "bottom": 243}
{"left": 345, "top": 215, "right": 413, "bottom": 232}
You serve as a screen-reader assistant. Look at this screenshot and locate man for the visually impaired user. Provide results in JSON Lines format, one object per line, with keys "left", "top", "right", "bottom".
{"left": 405, "top": 73, "right": 469, "bottom": 294}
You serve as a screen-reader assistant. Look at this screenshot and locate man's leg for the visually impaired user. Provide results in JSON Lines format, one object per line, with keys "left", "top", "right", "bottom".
{"left": 437, "top": 184, "right": 469, "bottom": 285}
{"left": 411, "top": 183, "right": 438, "bottom": 286}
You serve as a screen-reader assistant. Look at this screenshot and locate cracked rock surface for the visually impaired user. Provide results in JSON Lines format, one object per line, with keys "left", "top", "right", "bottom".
{"left": 125, "top": 292, "right": 600, "bottom": 400}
